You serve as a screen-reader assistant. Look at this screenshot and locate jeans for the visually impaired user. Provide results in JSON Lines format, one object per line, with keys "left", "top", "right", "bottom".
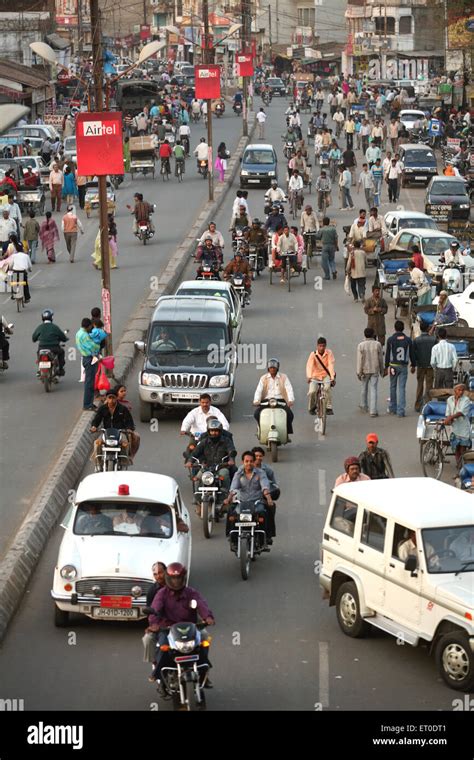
{"left": 364, "top": 188, "right": 374, "bottom": 207}
{"left": 82, "top": 355, "right": 98, "bottom": 408}
{"left": 27, "top": 239, "right": 38, "bottom": 263}
{"left": 373, "top": 178, "right": 382, "bottom": 207}
{"left": 321, "top": 246, "right": 336, "bottom": 279}
{"left": 342, "top": 187, "right": 353, "bottom": 208}
{"left": 389, "top": 364, "right": 408, "bottom": 416}
{"left": 346, "top": 133, "right": 354, "bottom": 149}
{"left": 350, "top": 276, "right": 366, "bottom": 301}
{"left": 360, "top": 373, "right": 379, "bottom": 415}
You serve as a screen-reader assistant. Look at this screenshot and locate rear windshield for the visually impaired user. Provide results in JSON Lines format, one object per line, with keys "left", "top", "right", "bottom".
{"left": 400, "top": 112, "right": 423, "bottom": 121}
{"left": 177, "top": 288, "right": 232, "bottom": 310}
{"left": 74, "top": 501, "right": 173, "bottom": 537}
{"left": 430, "top": 181, "right": 467, "bottom": 196}
{"left": 148, "top": 322, "right": 228, "bottom": 368}
{"left": 267, "top": 79, "right": 283, "bottom": 85}
{"left": 403, "top": 150, "right": 435, "bottom": 163}
{"left": 244, "top": 150, "right": 274, "bottom": 165}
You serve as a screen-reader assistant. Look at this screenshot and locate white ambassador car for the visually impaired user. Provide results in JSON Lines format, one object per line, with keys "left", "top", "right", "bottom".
{"left": 449, "top": 282, "right": 474, "bottom": 328}
{"left": 51, "top": 472, "right": 191, "bottom": 626}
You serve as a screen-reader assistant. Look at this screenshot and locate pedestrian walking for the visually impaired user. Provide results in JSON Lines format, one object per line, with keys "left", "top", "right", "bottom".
{"left": 359, "top": 433, "right": 394, "bottom": 478}
{"left": 357, "top": 163, "right": 375, "bottom": 208}
{"left": 364, "top": 285, "right": 388, "bottom": 345}
{"left": 62, "top": 165, "right": 78, "bottom": 206}
{"left": 62, "top": 205, "right": 84, "bottom": 263}
{"left": 370, "top": 158, "right": 384, "bottom": 207}
{"left": 384, "top": 320, "right": 414, "bottom": 417}
{"left": 39, "top": 211, "right": 60, "bottom": 263}
{"left": 357, "top": 327, "right": 384, "bottom": 417}
{"left": 256, "top": 108, "right": 267, "bottom": 139}
{"left": 430, "top": 327, "right": 458, "bottom": 389}
{"left": 314, "top": 216, "right": 338, "bottom": 280}
{"left": 217, "top": 142, "right": 229, "bottom": 171}
{"left": 76, "top": 318, "right": 101, "bottom": 411}
{"left": 346, "top": 240, "right": 366, "bottom": 302}
{"left": 49, "top": 162, "right": 63, "bottom": 212}
{"left": 412, "top": 321, "right": 436, "bottom": 411}
{"left": 23, "top": 210, "right": 40, "bottom": 264}
{"left": 338, "top": 165, "right": 354, "bottom": 210}
{"left": 385, "top": 158, "right": 402, "bottom": 203}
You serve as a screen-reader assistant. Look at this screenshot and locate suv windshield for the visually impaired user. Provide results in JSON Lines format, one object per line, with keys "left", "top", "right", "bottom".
{"left": 74, "top": 501, "right": 173, "bottom": 537}
{"left": 422, "top": 525, "right": 474, "bottom": 573}
{"left": 403, "top": 150, "right": 435, "bottom": 163}
{"left": 244, "top": 150, "right": 274, "bottom": 165}
{"left": 148, "top": 323, "right": 228, "bottom": 368}
{"left": 430, "top": 181, "right": 467, "bottom": 196}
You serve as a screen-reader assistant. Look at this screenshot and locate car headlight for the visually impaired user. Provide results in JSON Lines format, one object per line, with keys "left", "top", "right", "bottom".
{"left": 175, "top": 639, "right": 196, "bottom": 653}
{"left": 201, "top": 471, "right": 215, "bottom": 486}
{"left": 268, "top": 170, "right": 276, "bottom": 176}
{"left": 269, "top": 398, "right": 278, "bottom": 407}
{"left": 209, "top": 375, "right": 229, "bottom": 387}
{"left": 404, "top": 168, "right": 413, "bottom": 173}
{"left": 131, "top": 585, "right": 143, "bottom": 598}
{"left": 60, "top": 565, "right": 77, "bottom": 580}
{"left": 142, "top": 372, "right": 162, "bottom": 387}
{"left": 241, "top": 170, "right": 249, "bottom": 176}
{"left": 459, "top": 204, "right": 469, "bottom": 209}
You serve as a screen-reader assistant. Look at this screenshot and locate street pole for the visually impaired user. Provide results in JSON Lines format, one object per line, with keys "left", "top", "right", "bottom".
{"left": 203, "top": 0, "right": 214, "bottom": 201}
{"left": 78, "top": 0, "right": 83, "bottom": 59}
{"left": 268, "top": 4, "right": 272, "bottom": 65}
{"left": 241, "top": 0, "right": 250, "bottom": 136}
{"left": 90, "top": 0, "right": 113, "bottom": 355}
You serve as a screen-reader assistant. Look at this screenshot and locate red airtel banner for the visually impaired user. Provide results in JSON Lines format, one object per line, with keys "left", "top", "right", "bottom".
{"left": 76, "top": 111, "right": 124, "bottom": 175}
{"left": 194, "top": 65, "right": 221, "bottom": 99}
{"left": 236, "top": 54, "right": 254, "bottom": 77}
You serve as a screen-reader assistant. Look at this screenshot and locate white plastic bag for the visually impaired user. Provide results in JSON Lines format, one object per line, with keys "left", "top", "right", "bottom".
{"left": 344, "top": 274, "right": 351, "bottom": 296}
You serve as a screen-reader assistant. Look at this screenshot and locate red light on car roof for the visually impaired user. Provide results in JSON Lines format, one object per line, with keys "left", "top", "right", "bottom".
{"left": 118, "top": 484, "right": 130, "bottom": 495}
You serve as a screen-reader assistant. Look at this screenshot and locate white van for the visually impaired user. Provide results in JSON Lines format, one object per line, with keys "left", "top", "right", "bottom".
{"left": 320, "top": 478, "right": 474, "bottom": 691}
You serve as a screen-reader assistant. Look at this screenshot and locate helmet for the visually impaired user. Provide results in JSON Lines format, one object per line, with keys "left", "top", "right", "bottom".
{"left": 165, "top": 562, "right": 187, "bottom": 592}
{"left": 42, "top": 309, "right": 54, "bottom": 322}
{"left": 252, "top": 217, "right": 261, "bottom": 225}
{"left": 204, "top": 235, "right": 213, "bottom": 242}
{"left": 267, "top": 358, "right": 280, "bottom": 371}
{"left": 207, "top": 418, "right": 223, "bottom": 433}
{"left": 344, "top": 456, "right": 360, "bottom": 471}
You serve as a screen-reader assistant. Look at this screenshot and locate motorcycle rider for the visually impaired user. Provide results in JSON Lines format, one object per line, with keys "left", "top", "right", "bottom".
{"left": 253, "top": 358, "right": 295, "bottom": 437}
{"left": 90, "top": 388, "right": 136, "bottom": 463}
{"left": 246, "top": 218, "right": 267, "bottom": 265}
{"left": 265, "top": 179, "right": 287, "bottom": 209}
{"left": 443, "top": 240, "right": 464, "bottom": 268}
{"left": 233, "top": 89, "right": 243, "bottom": 112}
{"left": 224, "top": 450, "right": 275, "bottom": 546}
{"left": 127, "top": 193, "right": 155, "bottom": 235}
{"left": 148, "top": 563, "right": 215, "bottom": 690}
{"left": 199, "top": 221, "right": 224, "bottom": 250}
{"left": 230, "top": 203, "right": 250, "bottom": 232}
{"left": 185, "top": 418, "right": 236, "bottom": 507}
{"left": 334, "top": 456, "right": 370, "bottom": 487}
{"left": 251, "top": 446, "right": 280, "bottom": 500}
{"left": 195, "top": 235, "right": 222, "bottom": 269}
{"left": 194, "top": 136, "right": 209, "bottom": 172}
{"left": 265, "top": 204, "right": 287, "bottom": 234}
{"left": 224, "top": 250, "right": 252, "bottom": 302}
{"left": 32, "top": 309, "right": 68, "bottom": 377}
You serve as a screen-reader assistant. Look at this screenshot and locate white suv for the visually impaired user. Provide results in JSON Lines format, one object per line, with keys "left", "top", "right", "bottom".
{"left": 320, "top": 478, "right": 474, "bottom": 691}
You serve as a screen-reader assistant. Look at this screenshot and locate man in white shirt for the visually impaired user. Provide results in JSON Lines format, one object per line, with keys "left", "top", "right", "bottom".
{"left": 288, "top": 169, "right": 304, "bottom": 196}
{"left": 5, "top": 194, "right": 22, "bottom": 237}
{"left": 193, "top": 138, "right": 209, "bottom": 163}
{"left": 444, "top": 241, "right": 464, "bottom": 267}
{"left": 180, "top": 393, "right": 229, "bottom": 435}
{"left": 256, "top": 108, "right": 267, "bottom": 139}
{"left": 253, "top": 357, "right": 295, "bottom": 436}
{"left": 229, "top": 190, "right": 250, "bottom": 229}
{"left": 10, "top": 247, "right": 32, "bottom": 302}
{"left": 199, "top": 222, "right": 224, "bottom": 249}
{"left": 265, "top": 180, "right": 286, "bottom": 207}
{"left": 178, "top": 123, "right": 191, "bottom": 153}
{"left": 49, "top": 162, "right": 64, "bottom": 212}
{"left": 357, "top": 164, "right": 375, "bottom": 207}
{"left": 333, "top": 108, "right": 345, "bottom": 135}
{"left": 386, "top": 158, "right": 402, "bottom": 203}
{"left": 430, "top": 327, "right": 458, "bottom": 388}
{"left": 0, "top": 209, "right": 17, "bottom": 253}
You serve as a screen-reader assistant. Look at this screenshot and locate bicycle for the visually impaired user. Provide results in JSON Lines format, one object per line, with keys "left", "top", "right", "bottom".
{"left": 420, "top": 422, "right": 451, "bottom": 479}
{"left": 289, "top": 190, "right": 302, "bottom": 220}
{"left": 175, "top": 159, "right": 184, "bottom": 183}
{"left": 303, "top": 231, "right": 317, "bottom": 268}
{"left": 160, "top": 158, "right": 171, "bottom": 181}
{"left": 9, "top": 271, "right": 26, "bottom": 313}
{"left": 311, "top": 380, "right": 328, "bottom": 435}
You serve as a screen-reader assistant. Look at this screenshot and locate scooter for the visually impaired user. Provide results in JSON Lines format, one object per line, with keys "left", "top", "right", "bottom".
{"left": 215, "top": 101, "right": 225, "bottom": 118}
{"left": 256, "top": 398, "right": 289, "bottom": 462}
{"left": 233, "top": 101, "right": 243, "bottom": 116}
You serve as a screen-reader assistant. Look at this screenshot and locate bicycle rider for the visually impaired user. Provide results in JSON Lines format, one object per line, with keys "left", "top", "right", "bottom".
{"left": 306, "top": 337, "right": 336, "bottom": 415}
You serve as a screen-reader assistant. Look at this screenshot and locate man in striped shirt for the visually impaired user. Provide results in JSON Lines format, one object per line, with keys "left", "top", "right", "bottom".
{"left": 76, "top": 318, "right": 101, "bottom": 411}
{"left": 430, "top": 328, "right": 458, "bottom": 388}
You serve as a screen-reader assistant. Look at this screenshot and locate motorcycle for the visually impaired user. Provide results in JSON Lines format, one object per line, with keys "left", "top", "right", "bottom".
{"left": 0, "top": 316, "right": 13, "bottom": 373}
{"left": 256, "top": 398, "right": 290, "bottom": 462}
{"left": 136, "top": 218, "right": 154, "bottom": 245}
{"left": 94, "top": 428, "right": 130, "bottom": 472}
{"left": 215, "top": 101, "right": 225, "bottom": 118}
{"left": 198, "top": 159, "right": 208, "bottom": 179}
{"left": 233, "top": 101, "right": 243, "bottom": 116}
{"left": 195, "top": 253, "right": 221, "bottom": 280}
{"left": 110, "top": 174, "right": 124, "bottom": 190}
{"left": 192, "top": 455, "right": 230, "bottom": 538}
{"left": 36, "top": 330, "right": 68, "bottom": 393}
{"left": 283, "top": 141, "right": 296, "bottom": 160}
{"left": 231, "top": 272, "right": 250, "bottom": 308}
{"left": 228, "top": 497, "right": 270, "bottom": 580}
{"left": 262, "top": 91, "right": 271, "bottom": 106}
{"left": 248, "top": 243, "right": 264, "bottom": 277}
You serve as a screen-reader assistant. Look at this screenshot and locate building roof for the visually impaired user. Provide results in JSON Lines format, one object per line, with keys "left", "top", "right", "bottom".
{"left": 0, "top": 59, "right": 50, "bottom": 90}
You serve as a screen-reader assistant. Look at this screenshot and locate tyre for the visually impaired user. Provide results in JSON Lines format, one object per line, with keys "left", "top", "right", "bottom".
{"left": 240, "top": 535, "right": 250, "bottom": 580}
{"left": 16, "top": 297, "right": 22, "bottom": 313}
{"left": 184, "top": 679, "right": 198, "bottom": 711}
{"left": 269, "top": 268, "right": 273, "bottom": 285}
{"left": 106, "top": 458, "right": 115, "bottom": 472}
{"left": 44, "top": 376, "right": 51, "bottom": 393}
{"left": 317, "top": 393, "right": 327, "bottom": 436}
{"left": 54, "top": 605, "right": 70, "bottom": 627}
{"left": 143, "top": 236, "right": 147, "bottom": 245}
{"left": 335, "top": 581, "right": 369, "bottom": 638}
{"left": 202, "top": 495, "right": 213, "bottom": 539}
{"left": 420, "top": 439, "right": 443, "bottom": 479}
{"left": 288, "top": 265, "right": 291, "bottom": 292}
{"left": 435, "top": 632, "right": 474, "bottom": 692}
{"left": 303, "top": 270, "right": 307, "bottom": 284}
{"left": 270, "top": 440, "right": 278, "bottom": 462}
{"left": 139, "top": 399, "right": 152, "bottom": 423}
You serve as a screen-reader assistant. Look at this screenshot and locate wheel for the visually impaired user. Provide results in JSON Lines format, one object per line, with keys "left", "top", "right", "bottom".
{"left": 54, "top": 605, "right": 70, "bottom": 627}
{"left": 202, "top": 495, "right": 213, "bottom": 539}
{"left": 240, "top": 535, "right": 251, "bottom": 580}
{"left": 139, "top": 399, "right": 152, "bottom": 423}
{"left": 270, "top": 440, "right": 278, "bottom": 462}
{"left": 44, "top": 376, "right": 51, "bottom": 393}
{"left": 420, "top": 439, "right": 443, "bottom": 479}
{"left": 184, "top": 679, "right": 198, "bottom": 711}
{"left": 16, "top": 297, "right": 22, "bottom": 313}
{"left": 143, "top": 236, "right": 147, "bottom": 245}
{"left": 335, "top": 581, "right": 370, "bottom": 638}
{"left": 106, "top": 458, "right": 116, "bottom": 472}
{"left": 303, "top": 270, "right": 307, "bottom": 284}
{"left": 287, "top": 264, "right": 291, "bottom": 292}
{"left": 269, "top": 268, "right": 273, "bottom": 285}
{"left": 317, "top": 392, "right": 327, "bottom": 435}
{"left": 435, "top": 632, "right": 474, "bottom": 692}
{"left": 86, "top": 210, "right": 90, "bottom": 218}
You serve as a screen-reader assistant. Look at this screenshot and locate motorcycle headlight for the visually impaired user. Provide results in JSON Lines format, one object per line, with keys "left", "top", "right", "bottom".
{"left": 209, "top": 375, "right": 229, "bottom": 387}
{"left": 269, "top": 398, "right": 278, "bottom": 407}
{"left": 142, "top": 372, "right": 162, "bottom": 387}
{"left": 241, "top": 170, "right": 249, "bottom": 176}
{"left": 201, "top": 471, "right": 215, "bottom": 486}
{"left": 239, "top": 513, "right": 253, "bottom": 522}
{"left": 105, "top": 438, "right": 118, "bottom": 446}
{"left": 175, "top": 639, "right": 196, "bottom": 653}
{"left": 60, "top": 565, "right": 77, "bottom": 580}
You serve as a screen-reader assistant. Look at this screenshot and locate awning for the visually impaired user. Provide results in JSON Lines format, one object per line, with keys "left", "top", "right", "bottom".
{"left": 46, "top": 33, "right": 71, "bottom": 51}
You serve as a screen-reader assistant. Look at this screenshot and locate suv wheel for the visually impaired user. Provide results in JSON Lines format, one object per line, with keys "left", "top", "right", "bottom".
{"left": 435, "top": 632, "right": 474, "bottom": 692}
{"left": 335, "top": 581, "right": 370, "bottom": 638}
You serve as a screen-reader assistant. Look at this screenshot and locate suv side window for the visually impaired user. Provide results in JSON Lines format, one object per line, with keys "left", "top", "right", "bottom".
{"left": 361, "top": 510, "right": 387, "bottom": 552}
{"left": 398, "top": 232, "right": 413, "bottom": 248}
{"left": 330, "top": 496, "right": 358, "bottom": 537}
{"left": 392, "top": 522, "right": 411, "bottom": 560}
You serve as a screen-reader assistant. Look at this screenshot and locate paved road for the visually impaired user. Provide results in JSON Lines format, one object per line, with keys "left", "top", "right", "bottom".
{"left": 0, "top": 97, "right": 462, "bottom": 711}
{"left": 0, "top": 110, "right": 244, "bottom": 560}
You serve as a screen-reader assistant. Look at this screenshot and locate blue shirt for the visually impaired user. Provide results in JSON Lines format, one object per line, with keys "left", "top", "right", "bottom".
{"left": 91, "top": 326, "right": 107, "bottom": 344}
{"left": 385, "top": 331, "right": 414, "bottom": 368}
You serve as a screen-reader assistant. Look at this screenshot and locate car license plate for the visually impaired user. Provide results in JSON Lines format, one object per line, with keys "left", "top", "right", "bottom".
{"left": 171, "top": 393, "right": 200, "bottom": 402}
{"left": 39, "top": 362, "right": 51, "bottom": 368}
{"left": 248, "top": 179, "right": 259, "bottom": 183}
{"left": 415, "top": 176, "right": 426, "bottom": 180}
{"left": 92, "top": 607, "right": 138, "bottom": 619}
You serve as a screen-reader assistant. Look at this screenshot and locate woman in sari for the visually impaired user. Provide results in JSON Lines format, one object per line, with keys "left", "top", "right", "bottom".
{"left": 91, "top": 215, "right": 118, "bottom": 270}
{"left": 39, "top": 211, "right": 60, "bottom": 263}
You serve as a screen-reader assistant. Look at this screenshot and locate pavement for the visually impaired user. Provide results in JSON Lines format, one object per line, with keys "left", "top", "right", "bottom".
{"left": 0, "top": 96, "right": 463, "bottom": 711}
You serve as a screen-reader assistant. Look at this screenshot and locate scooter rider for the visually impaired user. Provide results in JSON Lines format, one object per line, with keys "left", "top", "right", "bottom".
{"left": 265, "top": 179, "right": 287, "bottom": 207}
{"left": 194, "top": 137, "right": 209, "bottom": 170}
{"left": 233, "top": 89, "right": 243, "bottom": 111}
{"left": 224, "top": 450, "right": 275, "bottom": 545}
{"left": 253, "top": 358, "right": 295, "bottom": 436}
{"left": 443, "top": 241, "right": 464, "bottom": 268}
{"left": 127, "top": 193, "right": 155, "bottom": 234}
{"left": 32, "top": 309, "right": 68, "bottom": 376}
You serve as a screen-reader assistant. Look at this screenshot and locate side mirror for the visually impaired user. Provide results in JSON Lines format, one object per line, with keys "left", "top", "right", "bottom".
{"left": 404, "top": 555, "right": 418, "bottom": 575}
{"left": 134, "top": 340, "right": 145, "bottom": 352}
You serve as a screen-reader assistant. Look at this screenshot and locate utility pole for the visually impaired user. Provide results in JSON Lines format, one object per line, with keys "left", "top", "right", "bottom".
{"left": 202, "top": 0, "right": 214, "bottom": 200}
{"left": 90, "top": 0, "right": 113, "bottom": 355}
{"left": 241, "top": 0, "right": 251, "bottom": 137}
{"left": 77, "top": 0, "right": 83, "bottom": 58}
{"left": 268, "top": 4, "right": 272, "bottom": 65}
{"left": 143, "top": 0, "right": 148, "bottom": 26}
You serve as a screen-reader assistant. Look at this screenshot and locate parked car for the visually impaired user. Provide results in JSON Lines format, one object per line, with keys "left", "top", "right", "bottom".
{"left": 51, "top": 471, "right": 192, "bottom": 627}
{"left": 398, "top": 144, "right": 437, "bottom": 187}
{"left": 240, "top": 143, "right": 278, "bottom": 188}
{"left": 63, "top": 136, "right": 77, "bottom": 164}
{"left": 265, "top": 77, "right": 286, "bottom": 96}
{"left": 320, "top": 477, "right": 474, "bottom": 691}
{"left": 388, "top": 228, "right": 473, "bottom": 267}
{"left": 174, "top": 281, "right": 243, "bottom": 344}
{"left": 425, "top": 176, "right": 471, "bottom": 222}
{"left": 9, "top": 123, "right": 60, "bottom": 142}
{"left": 383, "top": 210, "right": 438, "bottom": 247}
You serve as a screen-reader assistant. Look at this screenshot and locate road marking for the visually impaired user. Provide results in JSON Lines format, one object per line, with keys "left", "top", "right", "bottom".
{"left": 318, "top": 469, "right": 326, "bottom": 505}
{"left": 317, "top": 302, "right": 323, "bottom": 319}
{"left": 318, "top": 641, "right": 329, "bottom": 708}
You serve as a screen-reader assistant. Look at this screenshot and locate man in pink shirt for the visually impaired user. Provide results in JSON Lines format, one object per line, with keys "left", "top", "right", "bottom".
{"left": 334, "top": 456, "right": 371, "bottom": 487}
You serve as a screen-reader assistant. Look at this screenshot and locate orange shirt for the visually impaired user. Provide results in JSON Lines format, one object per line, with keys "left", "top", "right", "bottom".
{"left": 306, "top": 348, "right": 335, "bottom": 381}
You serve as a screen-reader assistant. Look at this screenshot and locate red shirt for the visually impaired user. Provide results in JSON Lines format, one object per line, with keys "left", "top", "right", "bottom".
{"left": 159, "top": 143, "right": 172, "bottom": 159}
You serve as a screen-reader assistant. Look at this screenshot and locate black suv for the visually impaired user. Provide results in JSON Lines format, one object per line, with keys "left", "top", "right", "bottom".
{"left": 425, "top": 176, "right": 471, "bottom": 222}
{"left": 399, "top": 144, "right": 437, "bottom": 187}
